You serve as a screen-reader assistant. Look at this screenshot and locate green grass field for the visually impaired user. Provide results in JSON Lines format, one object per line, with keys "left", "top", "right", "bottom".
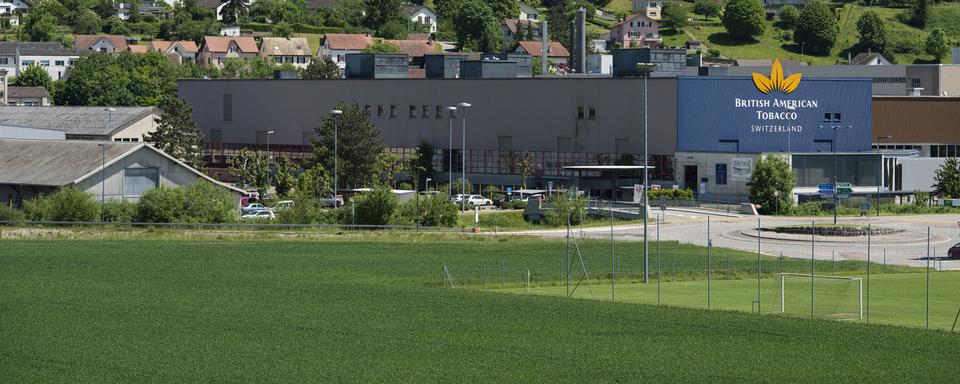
{"left": 2, "top": 235, "right": 959, "bottom": 382}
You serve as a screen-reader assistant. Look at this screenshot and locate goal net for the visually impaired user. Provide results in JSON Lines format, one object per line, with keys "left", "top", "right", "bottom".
{"left": 779, "top": 273, "right": 862, "bottom": 320}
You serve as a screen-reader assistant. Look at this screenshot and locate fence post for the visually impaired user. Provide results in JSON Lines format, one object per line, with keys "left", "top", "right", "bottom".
{"left": 757, "top": 215, "right": 761, "bottom": 315}
{"left": 927, "top": 227, "right": 931, "bottom": 329}
{"left": 867, "top": 224, "right": 871, "bottom": 323}
{"left": 811, "top": 220, "right": 815, "bottom": 319}
{"left": 657, "top": 213, "right": 661, "bottom": 306}
{"left": 707, "top": 216, "right": 711, "bottom": 310}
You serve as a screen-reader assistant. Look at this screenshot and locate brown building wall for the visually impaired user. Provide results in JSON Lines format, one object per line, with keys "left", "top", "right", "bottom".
{"left": 873, "top": 97, "right": 960, "bottom": 144}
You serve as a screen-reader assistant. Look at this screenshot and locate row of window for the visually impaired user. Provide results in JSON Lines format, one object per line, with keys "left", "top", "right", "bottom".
{"left": 931, "top": 145, "right": 960, "bottom": 158}
{"left": 113, "top": 138, "right": 140, "bottom": 142}
{"left": 576, "top": 106, "right": 597, "bottom": 120}
{"left": 364, "top": 104, "right": 457, "bottom": 119}
{"left": 16, "top": 59, "right": 74, "bottom": 67}
{"left": 822, "top": 112, "right": 842, "bottom": 123}
{"left": 272, "top": 56, "right": 309, "bottom": 64}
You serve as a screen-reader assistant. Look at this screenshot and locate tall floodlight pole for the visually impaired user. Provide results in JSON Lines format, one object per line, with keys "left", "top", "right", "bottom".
{"left": 876, "top": 135, "right": 891, "bottom": 216}
{"left": 330, "top": 109, "right": 343, "bottom": 202}
{"left": 98, "top": 143, "right": 105, "bottom": 227}
{"left": 458, "top": 102, "right": 471, "bottom": 212}
{"left": 637, "top": 62, "right": 655, "bottom": 283}
{"left": 266, "top": 130, "right": 275, "bottom": 155}
{"left": 447, "top": 106, "right": 457, "bottom": 196}
{"left": 820, "top": 124, "right": 848, "bottom": 225}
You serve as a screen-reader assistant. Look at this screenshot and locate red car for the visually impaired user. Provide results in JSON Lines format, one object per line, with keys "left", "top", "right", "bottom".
{"left": 949, "top": 243, "right": 960, "bottom": 259}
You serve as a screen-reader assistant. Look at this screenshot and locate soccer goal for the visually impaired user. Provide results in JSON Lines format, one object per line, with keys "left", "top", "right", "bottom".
{"left": 779, "top": 273, "right": 862, "bottom": 320}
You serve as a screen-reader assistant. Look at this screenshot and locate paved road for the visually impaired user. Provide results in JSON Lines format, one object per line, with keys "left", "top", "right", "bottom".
{"left": 515, "top": 212, "right": 960, "bottom": 268}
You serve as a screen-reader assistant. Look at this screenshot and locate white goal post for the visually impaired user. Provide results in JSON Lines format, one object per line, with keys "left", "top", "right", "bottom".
{"left": 779, "top": 273, "right": 863, "bottom": 319}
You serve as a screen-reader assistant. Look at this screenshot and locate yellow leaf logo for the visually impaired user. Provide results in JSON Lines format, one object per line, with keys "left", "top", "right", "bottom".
{"left": 752, "top": 59, "right": 802, "bottom": 94}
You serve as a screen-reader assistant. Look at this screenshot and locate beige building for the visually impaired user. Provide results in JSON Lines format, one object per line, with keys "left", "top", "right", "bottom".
{"left": 1, "top": 86, "right": 49, "bottom": 106}
{"left": 0, "top": 106, "right": 158, "bottom": 141}
{"left": 199, "top": 36, "right": 259, "bottom": 68}
{"left": 259, "top": 37, "right": 312, "bottom": 69}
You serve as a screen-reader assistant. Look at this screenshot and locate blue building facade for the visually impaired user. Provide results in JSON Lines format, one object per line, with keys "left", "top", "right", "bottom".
{"left": 677, "top": 77, "right": 872, "bottom": 153}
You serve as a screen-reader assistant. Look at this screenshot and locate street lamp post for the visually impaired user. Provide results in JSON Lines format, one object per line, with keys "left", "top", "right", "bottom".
{"left": 636, "top": 62, "right": 655, "bottom": 284}
{"left": 457, "top": 102, "right": 471, "bottom": 212}
{"left": 447, "top": 106, "right": 457, "bottom": 197}
{"left": 98, "top": 143, "right": 105, "bottom": 227}
{"left": 330, "top": 109, "right": 343, "bottom": 202}
{"left": 266, "top": 130, "right": 275, "bottom": 156}
{"left": 876, "top": 135, "right": 892, "bottom": 217}
{"left": 820, "top": 124, "right": 850, "bottom": 225}
{"left": 426, "top": 178, "right": 432, "bottom": 192}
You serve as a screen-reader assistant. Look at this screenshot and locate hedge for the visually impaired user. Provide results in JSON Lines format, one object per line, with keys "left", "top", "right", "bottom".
{"left": 240, "top": 22, "right": 344, "bottom": 34}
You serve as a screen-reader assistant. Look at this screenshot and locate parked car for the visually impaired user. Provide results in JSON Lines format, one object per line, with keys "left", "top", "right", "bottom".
{"left": 322, "top": 196, "right": 344, "bottom": 208}
{"left": 451, "top": 194, "right": 468, "bottom": 204}
{"left": 242, "top": 203, "right": 268, "bottom": 214}
{"left": 465, "top": 195, "right": 493, "bottom": 206}
{"left": 241, "top": 209, "right": 275, "bottom": 219}
{"left": 949, "top": 243, "right": 960, "bottom": 259}
{"left": 495, "top": 193, "right": 543, "bottom": 207}
{"left": 273, "top": 200, "right": 295, "bottom": 211}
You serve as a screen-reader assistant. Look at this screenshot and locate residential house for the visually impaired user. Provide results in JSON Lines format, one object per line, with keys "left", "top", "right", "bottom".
{"left": 609, "top": 14, "right": 661, "bottom": 48}
{"left": 514, "top": 41, "right": 570, "bottom": 67}
{"left": 199, "top": 36, "right": 259, "bottom": 68}
{"left": 1, "top": 86, "right": 50, "bottom": 106}
{"left": 389, "top": 39, "right": 436, "bottom": 67}
{"left": 259, "top": 37, "right": 312, "bottom": 69}
{"left": 76, "top": 35, "right": 129, "bottom": 53}
{"left": 146, "top": 40, "right": 199, "bottom": 63}
{"left": 0, "top": 139, "right": 244, "bottom": 207}
{"left": 0, "top": 42, "right": 81, "bottom": 80}
{"left": 632, "top": 0, "right": 679, "bottom": 20}
{"left": 318, "top": 34, "right": 374, "bottom": 70}
{"left": 0, "top": 0, "right": 28, "bottom": 14}
{"left": 401, "top": 3, "right": 437, "bottom": 34}
{"left": 116, "top": 2, "right": 168, "bottom": 20}
{"left": 501, "top": 19, "right": 541, "bottom": 50}
{"left": 220, "top": 25, "right": 240, "bottom": 36}
{"left": 850, "top": 52, "right": 892, "bottom": 66}
{"left": 0, "top": 106, "right": 159, "bottom": 141}
{"left": 519, "top": 1, "right": 539, "bottom": 20}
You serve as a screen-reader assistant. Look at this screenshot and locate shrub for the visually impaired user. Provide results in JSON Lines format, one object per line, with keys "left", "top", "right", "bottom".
{"left": 790, "top": 201, "right": 826, "bottom": 216}
{"left": 135, "top": 187, "right": 184, "bottom": 223}
{"left": 722, "top": 0, "right": 766, "bottom": 39}
{"left": 24, "top": 187, "right": 99, "bottom": 222}
{"left": 543, "top": 195, "right": 588, "bottom": 226}
{"left": 393, "top": 194, "right": 459, "bottom": 227}
{"left": 103, "top": 200, "right": 137, "bottom": 222}
{"left": 778, "top": 5, "right": 800, "bottom": 30}
{"left": 277, "top": 197, "right": 341, "bottom": 225}
{"left": 354, "top": 187, "right": 398, "bottom": 226}
{"left": 0, "top": 205, "right": 26, "bottom": 222}
{"left": 134, "top": 182, "right": 237, "bottom": 224}
{"left": 648, "top": 188, "right": 695, "bottom": 201}
{"left": 508, "top": 200, "right": 528, "bottom": 210}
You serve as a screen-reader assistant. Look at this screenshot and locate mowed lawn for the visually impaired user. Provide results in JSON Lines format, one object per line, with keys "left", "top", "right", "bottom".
{"left": 2, "top": 237, "right": 959, "bottom": 382}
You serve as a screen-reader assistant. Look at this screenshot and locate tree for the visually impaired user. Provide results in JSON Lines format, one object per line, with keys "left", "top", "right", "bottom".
{"left": 933, "top": 157, "right": 960, "bottom": 198}
{"left": 361, "top": 39, "right": 402, "bottom": 53}
{"left": 74, "top": 9, "right": 103, "bottom": 35}
{"left": 303, "top": 58, "right": 341, "bottom": 79}
{"left": 414, "top": 142, "right": 434, "bottom": 185}
{"left": 793, "top": 0, "right": 837, "bottom": 56}
{"left": 856, "top": 10, "right": 887, "bottom": 54}
{"left": 911, "top": 0, "right": 928, "bottom": 29}
{"left": 748, "top": 156, "right": 796, "bottom": 215}
{"left": 517, "top": 151, "right": 534, "bottom": 189}
{"left": 272, "top": 21, "right": 293, "bottom": 38}
{"left": 295, "top": 162, "right": 333, "bottom": 198}
{"left": 95, "top": 0, "right": 115, "bottom": 19}
{"left": 354, "top": 186, "right": 398, "bottom": 225}
{"left": 127, "top": 0, "right": 142, "bottom": 23}
{"left": 363, "top": 0, "right": 404, "bottom": 37}
{"left": 222, "top": 57, "right": 276, "bottom": 79}
{"left": 13, "top": 65, "right": 52, "bottom": 89}
{"left": 105, "top": 15, "right": 130, "bottom": 35}
{"left": 147, "top": 96, "right": 205, "bottom": 170}
{"left": 777, "top": 5, "right": 799, "bottom": 30}
{"left": 926, "top": 27, "right": 950, "bottom": 63}
{"left": 23, "top": 187, "right": 99, "bottom": 222}
{"left": 20, "top": 3, "right": 58, "bottom": 41}
{"left": 721, "top": 0, "right": 765, "bottom": 39}
{"left": 661, "top": 2, "right": 688, "bottom": 31}
{"left": 374, "top": 152, "right": 402, "bottom": 188}
{"left": 693, "top": 0, "right": 722, "bottom": 19}
{"left": 229, "top": 148, "right": 270, "bottom": 194}
{"left": 273, "top": 155, "right": 297, "bottom": 197}
{"left": 450, "top": 1, "right": 499, "bottom": 52}
{"left": 220, "top": 0, "right": 251, "bottom": 24}
{"left": 487, "top": 0, "right": 520, "bottom": 21}
{"left": 313, "top": 102, "right": 383, "bottom": 189}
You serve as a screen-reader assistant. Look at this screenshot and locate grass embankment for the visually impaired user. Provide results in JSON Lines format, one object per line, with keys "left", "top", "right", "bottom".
{"left": 459, "top": 210, "right": 647, "bottom": 231}
{"left": 1, "top": 237, "right": 958, "bottom": 382}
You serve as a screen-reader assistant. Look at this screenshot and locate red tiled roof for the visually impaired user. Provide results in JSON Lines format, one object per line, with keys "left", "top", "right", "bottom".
{"left": 151, "top": 40, "right": 199, "bottom": 54}
{"left": 128, "top": 45, "right": 148, "bottom": 53}
{"left": 610, "top": 13, "right": 657, "bottom": 29}
{"left": 502, "top": 19, "right": 540, "bottom": 34}
{"left": 516, "top": 41, "right": 569, "bottom": 58}
{"left": 386, "top": 39, "right": 436, "bottom": 58}
{"left": 324, "top": 34, "right": 374, "bottom": 50}
{"left": 202, "top": 36, "right": 258, "bottom": 53}
{"left": 75, "top": 35, "right": 128, "bottom": 51}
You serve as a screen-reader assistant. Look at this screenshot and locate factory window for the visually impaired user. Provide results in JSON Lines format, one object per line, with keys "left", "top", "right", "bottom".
{"left": 577, "top": 106, "right": 584, "bottom": 120}
{"left": 364, "top": 105, "right": 371, "bottom": 115}
{"left": 911, "top": 78, "right": 921, "bottom": 88}
{"left": 222, "top": 94, "right": 232, "bottom": 122}
{"left": 377, "top": 105, "right": 384, "bottom": 117}
{"left": 715, "top": 164, "right": 727, "bottom": 185}
{"left": 409, "top": 105, "right": 416, "bottom": 118}
{"left": 22, "top": 60, "right": 34, "bottom": 65}
{"left": 436, "top": 105, "right": 443, "bottom": 118}
{"left": 823, "top": 113, "right": 831, "bottom": 122}
{"left": 210, "top": 130, "right": 222, "bottom": 143}
{"left": 390, "top": 105, "right": 397, "bottom": 118}
{"left": 833, "top": 112, "right": 842, "bottom": 122}
{"left": 123, "top": 168, "right": 159, "bottom": 197}
{"left": 588, "top": 107, "right": 596, "bottom": 120}
{"left": 422, "top": 105, "right": 429, "bottom": 118}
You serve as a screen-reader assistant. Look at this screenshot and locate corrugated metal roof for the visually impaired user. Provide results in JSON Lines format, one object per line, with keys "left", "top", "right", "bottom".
{"left": 0, "top": 139, "right": 138, "bottom": 186}
{"left": 0, "top": 106, "right": 156, "bottom": 136}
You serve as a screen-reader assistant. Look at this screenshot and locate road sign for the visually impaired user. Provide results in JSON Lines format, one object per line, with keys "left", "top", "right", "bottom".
{"left": 506, "top": 187, "right": 512, "bottom": 194}
{"left": 818, "top": 183, "right": 834, "bottom": 192}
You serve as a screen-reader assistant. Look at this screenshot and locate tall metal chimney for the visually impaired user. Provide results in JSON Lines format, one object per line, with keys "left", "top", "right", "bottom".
{"left": 575, "top": 7, "right": 587, "bottom": 74}
{"left": 569, "top": 19, "right": 576, "bottom": 72}
{"left": 541, "top": 21, "right": 549, "bottom": 76}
